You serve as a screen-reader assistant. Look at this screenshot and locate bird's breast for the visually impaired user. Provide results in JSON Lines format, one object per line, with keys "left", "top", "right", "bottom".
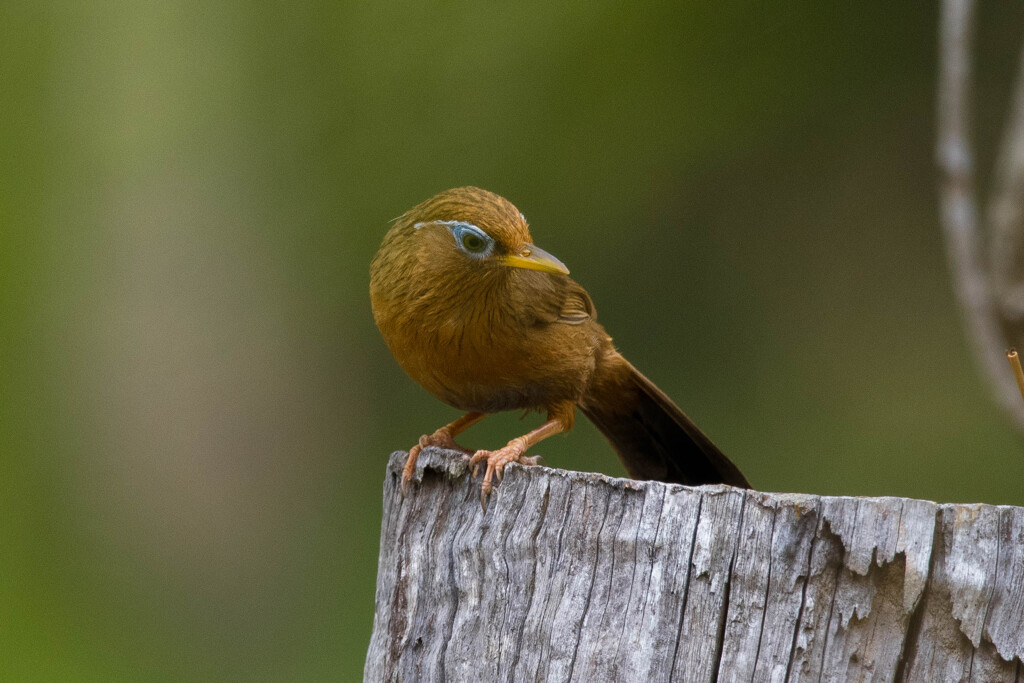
{"left": 374, "top": 292, "right": 597, "bottom": 414}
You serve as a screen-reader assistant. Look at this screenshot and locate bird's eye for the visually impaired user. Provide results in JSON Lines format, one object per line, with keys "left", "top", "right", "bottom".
{"left": 461, "top": 232, "right": 486, "bottom": 252}
{"left": 450, "top": 223, "right": 493, "bottom": 257}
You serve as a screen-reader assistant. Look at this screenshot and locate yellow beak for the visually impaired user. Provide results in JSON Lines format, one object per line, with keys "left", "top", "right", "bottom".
{"left": 502, "top": 244, "right": 570, "bottom": 275}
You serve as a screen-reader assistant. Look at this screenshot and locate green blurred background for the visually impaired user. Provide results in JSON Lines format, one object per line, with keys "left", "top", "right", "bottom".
{"left": 4, "top": 1, "right": 1024, "bottom": 679}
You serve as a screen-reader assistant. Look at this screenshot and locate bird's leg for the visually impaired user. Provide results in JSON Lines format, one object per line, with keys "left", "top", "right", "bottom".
{"left": 470, "top": 402, "right": 575, "bottom": 512}
{"left": 402, "top": 411, "right": 486, "bottom": 496}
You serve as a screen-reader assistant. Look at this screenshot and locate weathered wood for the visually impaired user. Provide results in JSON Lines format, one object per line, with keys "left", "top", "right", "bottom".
{"left": 365, "top": 449, "right": 1024, "bottom": 682}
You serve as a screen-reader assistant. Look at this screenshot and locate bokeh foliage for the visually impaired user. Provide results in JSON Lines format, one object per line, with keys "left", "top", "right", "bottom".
{"left": 2, "top": 1, "right": 1024, "bottom": 679}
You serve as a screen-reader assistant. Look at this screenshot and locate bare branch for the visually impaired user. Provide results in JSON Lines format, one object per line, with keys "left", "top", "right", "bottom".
{"left": 937, "top": 0, "right": 1024, "bottom": 433}
{"left": 988, "top": 42, "right": 1024, "bottom": 322}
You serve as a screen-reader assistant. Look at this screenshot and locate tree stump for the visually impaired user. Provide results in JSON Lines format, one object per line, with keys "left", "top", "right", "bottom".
{"left": 364, "top": 448, "right": 1024, "bottom": 682}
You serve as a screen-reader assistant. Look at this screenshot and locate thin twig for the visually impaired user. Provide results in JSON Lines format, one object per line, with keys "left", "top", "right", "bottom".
{"left": 937, "top": 0, "right": 1024, "bottom": 433}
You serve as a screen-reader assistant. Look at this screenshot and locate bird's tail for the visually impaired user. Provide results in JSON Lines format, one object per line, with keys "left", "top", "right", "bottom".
{"left": 579, "top": 351, "right": 750, "bottom": 488}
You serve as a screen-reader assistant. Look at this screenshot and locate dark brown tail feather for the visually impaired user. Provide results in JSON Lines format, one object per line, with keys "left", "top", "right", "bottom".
{"left": 579, "top": 354, "right": 750, "bottom": 488}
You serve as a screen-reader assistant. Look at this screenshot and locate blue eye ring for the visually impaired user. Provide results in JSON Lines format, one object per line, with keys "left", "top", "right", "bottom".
{"left": 448, "top": 222, "right": 493, "bottom": 257}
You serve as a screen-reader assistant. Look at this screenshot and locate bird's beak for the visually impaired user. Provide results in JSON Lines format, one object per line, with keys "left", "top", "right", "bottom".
{"left": 503, "top": 244, "right": 570, "bottom": 275}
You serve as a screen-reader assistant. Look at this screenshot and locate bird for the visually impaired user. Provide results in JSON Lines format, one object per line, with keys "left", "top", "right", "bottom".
{"left": 370, "top": 187, "right": 750, "bottom": 509}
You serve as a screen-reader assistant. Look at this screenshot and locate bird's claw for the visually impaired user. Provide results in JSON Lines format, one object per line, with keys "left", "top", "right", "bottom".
{"left": 469, "top": 446, "right": 543, "bottom": 512}
{"left": 400, "top": 444, "right": 421, "bottom": 498}
{"left": 401, "top": 427, "right": 474, "bottom": 498}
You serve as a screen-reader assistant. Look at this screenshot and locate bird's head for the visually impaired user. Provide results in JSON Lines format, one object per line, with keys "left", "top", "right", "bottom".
{"left": 387, "top": 187, "right": 569, "bottom": 278}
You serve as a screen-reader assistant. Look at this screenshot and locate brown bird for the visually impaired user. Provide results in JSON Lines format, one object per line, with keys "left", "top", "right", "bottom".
{"left": 370, "top": 187, "right": 749, "bottom": 509}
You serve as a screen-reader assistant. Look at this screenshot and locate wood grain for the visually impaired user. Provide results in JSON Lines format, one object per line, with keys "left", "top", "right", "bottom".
{"left": 365, "top": 449, "right": 1024, "bottom": 682}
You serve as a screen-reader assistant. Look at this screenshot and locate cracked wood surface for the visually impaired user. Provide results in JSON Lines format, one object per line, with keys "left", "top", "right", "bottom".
{"left": 365, "top": 449, "right": 1024, "bottom": 682}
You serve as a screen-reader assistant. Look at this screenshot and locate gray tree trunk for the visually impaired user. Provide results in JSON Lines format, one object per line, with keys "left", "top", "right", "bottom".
{"left": 365, "top": 448, "right": 1024, "bottom": 682}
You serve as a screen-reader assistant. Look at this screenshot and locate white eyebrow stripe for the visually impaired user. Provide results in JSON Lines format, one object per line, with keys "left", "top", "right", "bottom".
{"left": 413, "top": 219, "right": 484, "bottom": 232}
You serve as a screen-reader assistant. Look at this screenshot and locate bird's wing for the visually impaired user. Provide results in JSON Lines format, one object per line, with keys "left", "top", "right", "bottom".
{"left": 556, "top": 286, "right": 595, "bottom": 325}
{"left": 518, "top": 274, "right": 596, "bottom": 327}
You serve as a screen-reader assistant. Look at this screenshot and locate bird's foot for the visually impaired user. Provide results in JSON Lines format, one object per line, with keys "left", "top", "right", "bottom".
{"left": 401, "top": 427, "right": 473, "bottom": 497}
{"left": 469, "top": 439, "right": 544, "bottom": 512}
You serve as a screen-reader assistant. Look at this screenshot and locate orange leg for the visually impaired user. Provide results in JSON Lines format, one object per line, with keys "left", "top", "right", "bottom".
{"left": 402, "top": 412, "right": 486, "bottom": 496}
{"left": 469, "top": 402, "right": 575, "bottom": 512}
